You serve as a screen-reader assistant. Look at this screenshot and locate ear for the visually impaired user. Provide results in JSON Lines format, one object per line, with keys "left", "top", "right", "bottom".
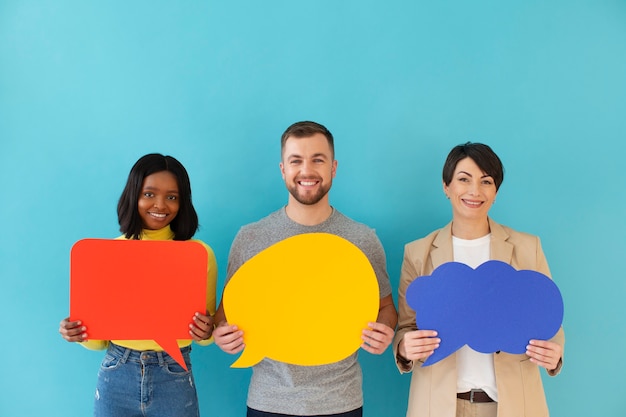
{"left": 442, "top": 180, "right": 449, "bottom": 199}
{"left": 331, "top": 160, "right": 338, "bottom": 179}
{"left": 279, "top": 162, "right": 286, "bottom": 180}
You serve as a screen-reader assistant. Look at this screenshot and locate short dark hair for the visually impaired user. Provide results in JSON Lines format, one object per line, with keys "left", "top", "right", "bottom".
{"left": 280, "top": 121, "right": 335, "bottom": 158}
{"left": 442, "top": 142, "right": 504, "bottom": 191}
{"left": 117, "top": 153, "right": 199, "bottom": 240}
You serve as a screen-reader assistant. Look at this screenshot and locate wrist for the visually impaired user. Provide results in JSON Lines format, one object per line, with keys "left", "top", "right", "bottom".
{"left": 396, "top": 351, "right": 412, "bottom": 370}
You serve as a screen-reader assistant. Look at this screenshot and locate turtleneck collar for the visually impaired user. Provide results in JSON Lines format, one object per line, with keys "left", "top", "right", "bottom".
{"left": 140, "top": 225, "right": 175, "bottom": 241}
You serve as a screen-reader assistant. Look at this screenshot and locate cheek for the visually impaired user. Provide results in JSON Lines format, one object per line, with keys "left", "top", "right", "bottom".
{"left": 137, "top": 199, "right": 149, "bottom": 210}
{"left": 282, "top": 167, "right": 294, "bottom": 180}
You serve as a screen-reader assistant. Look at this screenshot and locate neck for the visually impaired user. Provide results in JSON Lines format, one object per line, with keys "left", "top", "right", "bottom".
{"left": 451, "top": 218, "right": 490, "bottom": 240}
{"left": 285, "top": 197, "right": 333, "bottom": 226}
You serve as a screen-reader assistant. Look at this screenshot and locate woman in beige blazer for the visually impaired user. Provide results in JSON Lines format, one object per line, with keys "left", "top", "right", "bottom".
{"left": 393, "top": 143, "right": 564, "bottom": 417}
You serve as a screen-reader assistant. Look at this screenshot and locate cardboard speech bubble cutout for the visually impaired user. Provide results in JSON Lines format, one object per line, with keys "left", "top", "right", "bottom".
{"left": 70, "top": 239, "right": 208, "bottom": 370}
{"left": 223, "top": 233, "right": 379, "bottom": 368}
{"left": 406, "top": 260, "right": 563, "bottom": 366}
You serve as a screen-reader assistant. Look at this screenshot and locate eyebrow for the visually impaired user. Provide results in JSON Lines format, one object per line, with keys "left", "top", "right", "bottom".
{"left": 286, "top": 152, "right": 329, "bottom": 160}
{"left": 142, "top": 185, "right": 179, "bottom": 194}
{"left": 457, "top": 171, "right": 493, "bottom": 179}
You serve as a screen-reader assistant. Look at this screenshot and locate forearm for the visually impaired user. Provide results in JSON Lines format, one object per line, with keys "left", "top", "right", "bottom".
{"left": 377, "top": 295, "right": 398, "bottom": 329}
{"left": 393, "top": 254, "right": 421, "bottom": 371}
{"left": 547, "top": 327, "right": 565, "bottom": 376}
{"left": 213, "top": 301, "right": 227, "bottom": 326}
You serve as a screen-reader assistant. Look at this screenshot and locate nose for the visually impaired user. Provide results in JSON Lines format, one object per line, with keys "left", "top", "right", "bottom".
{"left": 467, "top": 182, "right": 479, "bottom": 196}
{"left": 300, "top": 160, "right": 313, "bottom": 174}
{"left": 153, "top": 197, "right": 165, "bottom": 209}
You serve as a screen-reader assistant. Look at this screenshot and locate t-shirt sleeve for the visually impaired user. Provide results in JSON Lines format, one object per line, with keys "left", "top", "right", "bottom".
{"left": 363, "top": 229, "right": 392, "bottom": 298}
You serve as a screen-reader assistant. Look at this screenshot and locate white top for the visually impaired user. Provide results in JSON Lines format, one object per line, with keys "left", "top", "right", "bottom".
{"left": 452, "top": 234, "right": 498, "bottom": 401}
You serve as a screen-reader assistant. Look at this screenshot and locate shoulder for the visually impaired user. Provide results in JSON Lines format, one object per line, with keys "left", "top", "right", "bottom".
{"left": 190, "top": 239, "right": 216, "bottom": 258}
{"left": 229, "top": 209, "right": 289, "bottom": 259}
{"left": 331, "top": 210, "right": 378, "bottom": 237}
{"left": 489, "top": 219, "right": 549, "bottom": 272}
{"left": 490, "top": 219, "right": 540, "bottom": 245}
{"left": 327, "top": 210, "right": 387, "bottom": 257}
{"left": 236, "top": 209, "right": 284, "bottom": 237}
{"left": 405, "top": 223, "right": 449, "bottom": 252}
{"left": 327, "top": 211, "right": 386, "bottom": 256}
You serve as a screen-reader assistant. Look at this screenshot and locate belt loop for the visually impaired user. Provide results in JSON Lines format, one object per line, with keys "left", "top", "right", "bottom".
{"left": 457, "top": 389, "right": 493, "bottom": 403}
{"left": 157, "top": 350, "right": 165, "bottom": 366}
{"left": 120, "top": 346, "right": 131, "bottom": 364}
{"left": 470, "top": 389, "right": 478, "bottom": 403}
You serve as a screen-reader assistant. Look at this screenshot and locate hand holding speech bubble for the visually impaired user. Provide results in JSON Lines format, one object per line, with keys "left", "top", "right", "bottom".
{"left": 406, "top": 260, "right": 563, "bottom": 366}
{"left": 70, "top": 239, "right": 208, "bottom": 370}
{"left": 223, "top": 233, "right": 379, "bottom": 368}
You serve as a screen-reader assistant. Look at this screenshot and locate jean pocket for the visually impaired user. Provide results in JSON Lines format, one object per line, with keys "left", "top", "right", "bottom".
{"left": 164, "top": 358, "right": 192, "bottom": 375}
{"left": 99, "top": 354, "right": 122, "bottom": 371}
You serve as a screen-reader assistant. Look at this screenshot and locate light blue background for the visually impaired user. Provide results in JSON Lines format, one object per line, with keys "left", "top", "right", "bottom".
{"left": 1, "top": 1, "right": 624, "bottom": 416}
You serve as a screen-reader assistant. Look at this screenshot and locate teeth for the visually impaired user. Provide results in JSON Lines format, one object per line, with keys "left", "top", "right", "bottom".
{"left": 299, "top": 181, "right": 317, "bottom": 186}
{"left": 149, "top": 213, "right": 167, "bottom": 218}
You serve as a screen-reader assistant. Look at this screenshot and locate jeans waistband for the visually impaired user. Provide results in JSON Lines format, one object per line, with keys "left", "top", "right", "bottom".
{"left": 107, "top": 342, "right": 191, "bottom": 365}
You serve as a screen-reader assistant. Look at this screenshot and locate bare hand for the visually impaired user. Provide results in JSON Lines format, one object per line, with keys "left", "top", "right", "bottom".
{"left": 213, "top": 322, "right": 245, "bottom": 354}
{"left": 526, "top": 339, "right": 562, "bottom": 371}
{"left": 59, "top": 317, "right": 87, "bottom": 342}
{"left": 361, "top": 322, "right": 394, "bottom": 354}
{"left": 399, "top": 330, "right": 440, "bottom": 362}
{"left": 189, "top": 312, "right": 214, "bottom": 341}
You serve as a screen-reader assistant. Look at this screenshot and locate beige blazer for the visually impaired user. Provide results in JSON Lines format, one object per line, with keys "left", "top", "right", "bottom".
{"left": 393, "top": 219, "right": 565, "bottom": 417}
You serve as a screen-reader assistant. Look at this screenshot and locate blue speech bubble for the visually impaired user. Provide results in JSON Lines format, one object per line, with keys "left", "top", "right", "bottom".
{"left": 406, "top": 260, "right": 563, "bottom": 366}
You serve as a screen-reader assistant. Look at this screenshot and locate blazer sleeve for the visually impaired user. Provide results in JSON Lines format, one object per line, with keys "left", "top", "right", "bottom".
{"left": 536, "top": 236, "right": 565, "bottom": 376}
{"left": 392, "top": 240, "right": 430, "bottom": 373}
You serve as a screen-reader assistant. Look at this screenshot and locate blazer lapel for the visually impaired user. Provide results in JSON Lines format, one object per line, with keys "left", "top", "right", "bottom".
{"left": 489, "top": 218, "right": 514, "bottom": 263}
{"left": 430, "top": 222, "right": 454, "bottom": 269}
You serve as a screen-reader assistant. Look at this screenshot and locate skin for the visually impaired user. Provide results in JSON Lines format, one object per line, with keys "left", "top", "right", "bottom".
{"left": 213, "top": 133, "right": 398, "bottom": 356}
{"left": 137, "top": 170, "right": 180, "bottom": 231}
{"left": 59, "top": 170, "right": 213, "bottom": 344}
{"left": 398, "top": 157, "right": 562, "bottom": 371}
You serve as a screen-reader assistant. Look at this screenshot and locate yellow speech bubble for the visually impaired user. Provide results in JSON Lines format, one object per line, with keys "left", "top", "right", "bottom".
{"left": 223, "top": 232, "right": 379, "bottom": 368}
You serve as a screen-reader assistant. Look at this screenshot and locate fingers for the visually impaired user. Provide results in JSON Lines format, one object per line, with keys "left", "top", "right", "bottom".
{"left": 361, "top": 322, "right": 394, "bottom": 355}
{"left": 527, "top": 340, "right": 562, "bottom": 371}
{"left": 59, "top": 317, "right": 87, "bottom": 343}
{"left": 189, "top": 312, "right": 214, "bottom": 341}
{"left": 213, "top": 322, "right": 245, "bottom": 354}
{"left": 400, "top": 330, "right": 440, "bottom": 361}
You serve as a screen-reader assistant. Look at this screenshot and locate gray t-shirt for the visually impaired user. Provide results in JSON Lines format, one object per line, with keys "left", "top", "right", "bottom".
{"left": 226, "top": 207, "right": 392, "bottom": 415}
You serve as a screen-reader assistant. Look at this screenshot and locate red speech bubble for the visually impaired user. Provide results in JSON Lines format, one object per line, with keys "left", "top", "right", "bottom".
{"left": 69, "top": 239, "right": 207, "bottom": 370}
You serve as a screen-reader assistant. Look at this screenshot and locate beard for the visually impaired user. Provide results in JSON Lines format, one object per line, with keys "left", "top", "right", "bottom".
{"left": 286, "top": 177, "right": 332, "bottom": 205}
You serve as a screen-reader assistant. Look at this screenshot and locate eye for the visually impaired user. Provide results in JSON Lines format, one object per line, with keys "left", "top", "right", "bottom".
{"left": 289, "top": 159, "right": 302, "bottom": 165}
{"left": 167, "top": 195, "right": 178, "bottom": 201}
{"left": 143, "top": 192, "right": 154, "bottom": 198}
{"left": 458, "top": 177, "right": 469, "bottom": 182}
{"left": 481, "top": 179, "right": 494, "bottom": 185}
{"left": 313, "top": 158, "right": 325, "bottom": 163}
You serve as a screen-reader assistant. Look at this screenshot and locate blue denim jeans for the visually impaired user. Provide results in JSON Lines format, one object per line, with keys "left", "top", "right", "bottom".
{"left": 246, "top": 407, "right": 363, "bottom": 417}
{"left": 93, "top": 343, "right": 199, "bottom": 417}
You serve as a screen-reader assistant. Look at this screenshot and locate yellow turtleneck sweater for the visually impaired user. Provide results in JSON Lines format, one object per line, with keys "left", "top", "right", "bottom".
{"left": 80, "top": 225, "right": 217, "bottom": 351}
